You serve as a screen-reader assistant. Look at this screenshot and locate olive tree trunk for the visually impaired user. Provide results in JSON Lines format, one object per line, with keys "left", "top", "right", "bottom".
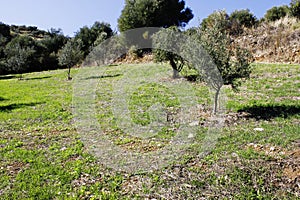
{"left": 170, "top": 59, "right": 180, "bottom": 79}
{"left": 213, "top": 86, "right": 222, "bottom": 115}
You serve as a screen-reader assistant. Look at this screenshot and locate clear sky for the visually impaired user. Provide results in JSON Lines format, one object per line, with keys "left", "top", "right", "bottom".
{"left": 0, "top": 0, "right": 291, "bottom": 36}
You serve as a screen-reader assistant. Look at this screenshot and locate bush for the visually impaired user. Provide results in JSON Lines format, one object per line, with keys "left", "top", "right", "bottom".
{"left": 290, "top": 0, "right": 300, "bottom": 19}
{"left": 201, "top": 10, "right": 230, "bottom": 31}
{"left": 4, "top": 36, "right": 37, "bottom": 75}
{"left": 264, "top": 5, "right": 289, "bottom": 22}
{"left": 229, "top": 9, "right": 258, "bottom": 28}
{"left": 4, "top": 42, "right": 35, "bottom": 77}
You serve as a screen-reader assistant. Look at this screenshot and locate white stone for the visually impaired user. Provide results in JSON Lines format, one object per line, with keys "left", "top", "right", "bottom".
{"left": 189, "top": 121, "right": 199, "bottom": 126}
{"left": 253, "top": 128, "right": 264, "bottom": 132}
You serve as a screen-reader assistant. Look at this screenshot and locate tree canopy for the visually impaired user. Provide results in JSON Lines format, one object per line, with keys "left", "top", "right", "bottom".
{"left": 194, "top": 11, "right": 253, "bottom": 113}
{"left": 264, "top": 6, "right": 289, "bottom": 22}
{"left": 118, "top": 0, "right": 194, "bottom": 32}
{"left": 58, "top": 38, "right": 84, "bottom": 80}
{"left": 229, "top": 9, "right": 258, "bottom": 28}
{"left": 74, "top": 22, "right": 114, "bottom": 56}
{"left": 290, "top": 0, "right": 300, "bottom": 19}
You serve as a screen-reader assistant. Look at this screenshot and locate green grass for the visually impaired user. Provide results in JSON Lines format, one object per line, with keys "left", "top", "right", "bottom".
{"left": 0, "top": 63, "right": 299, "bottom": 199}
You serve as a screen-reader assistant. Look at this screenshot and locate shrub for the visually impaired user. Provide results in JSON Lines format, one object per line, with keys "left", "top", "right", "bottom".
{"left": 265, "top": 5, "right": 289, "bottom": 22}
{"left": 290, "top": 0, "right": 300, "bottom": 19}
{"left": 201, "top": 10, "right": 230, "bottom": 32}
{"left": 229, "top": 9, "right": 258, "bottom": 28}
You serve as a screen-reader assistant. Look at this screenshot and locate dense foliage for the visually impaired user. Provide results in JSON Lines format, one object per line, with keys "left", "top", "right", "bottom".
{"left": 229, "top": 9, "right": 258, "bottom": 28}
{"left": 195, "top": 11, "right": 253, "bottom": 113}
{"left": 264, "top": 6, "right": 289, "bottom": 22}
{"left": 58, "top": 39, "right": 84, "bottom": 80}
{"left": 199, "top": 11, "right": 253, "bottom": 90}
{"left": 74, "top": 22, "right": 114, "bottom": 57}
{"left": 153, "top": 27, "right": 186, "bottom": 78}
{"left": 0, "top": 22, "right": 113, "bottom": 76}
{"left": 118, "top": 0, "right": 193, "bottom": 32}
{"left": 0, "top": 23, "right": 68, "bottom": 75}
{"left": 290, "top": 0, "right": 300, "bottom": 19}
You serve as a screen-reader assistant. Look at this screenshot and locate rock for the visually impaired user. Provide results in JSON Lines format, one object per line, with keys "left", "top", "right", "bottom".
{"left": 189, "top": 121, "right": 199, "bottom": 127}
{"left": 253, "top": 128, "right": 264, "bottom": 132}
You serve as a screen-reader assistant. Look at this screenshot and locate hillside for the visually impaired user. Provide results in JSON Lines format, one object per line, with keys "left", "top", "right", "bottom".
{"left": 234, "top": 17, "right": 300, "bottom": 64}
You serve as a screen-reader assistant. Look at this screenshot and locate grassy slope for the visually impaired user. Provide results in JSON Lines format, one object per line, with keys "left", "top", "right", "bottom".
{"left": 0, "top": 63, "right": 299, "bottom": 199}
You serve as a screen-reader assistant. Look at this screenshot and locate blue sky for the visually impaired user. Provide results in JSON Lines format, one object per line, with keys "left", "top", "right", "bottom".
{"left": 1, "top": 0, "right": 291, "bottom": 36}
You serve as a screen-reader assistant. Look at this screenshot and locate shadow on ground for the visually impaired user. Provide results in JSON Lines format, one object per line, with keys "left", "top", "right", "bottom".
{"left": 0, "top": 75, "right": 52, "bottom": 80}
{"left": 24, "top": 76, "right": 52, "bottom": 81}
{"left": 0, "top": 75, "right": 17, "bottom": 80}
{"left": 238, "top": 104, "right": 300, "bottom": 120}
{"left": 0, "top": 102, "right": 43, "bottom": 112}
{"left": 83, "top": 74, "right": 122, "bottom": 80}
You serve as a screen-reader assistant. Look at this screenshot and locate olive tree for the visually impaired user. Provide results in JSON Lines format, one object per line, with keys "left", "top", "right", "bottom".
{"left": 153, "top": 27, "right": 187, "bottom": 78}
{"left": 194, "top": 11, "right": 253, "bottom": 114}
{"left": 4, "top": 44, "right": 35, "bottom": 79}
{"left": 58, "top": 39, "right": 84, "bottom": 80}
{"left": 4, "top": 36, "right": 36, "bottom": 78}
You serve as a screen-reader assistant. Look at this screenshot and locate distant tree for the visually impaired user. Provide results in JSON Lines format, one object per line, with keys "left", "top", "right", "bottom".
{"left": 0, "top": 23, "right": 12, "bottom": 60}
{"left": 45, "top": 28, "right": 68, "bottom": 54}
{"left": 4, "top": 43, "right": 35, "bottom": 79}
{"left": 0, "top": 24, "right": 70, "bottom": 74}
{"left": 229, "top": 9, "right": 258, "bottom": 28}
{"left": 3, "top": 35, "right": 36, "bottom": 77}
{"left": 195, "top": 11, "right": 253, "bottom": 113}
{"left": 290, "top": 0, "right": 300, "bottom": 19}
{"left": 264, "top": 6, "right": 289, "bottom": 22}
{"left": 58, "top": 39, "right": 84, "bottom": 80}
{"left": 118, "top": 0, "right": 193, "bottom": 32}
{"left": 75, "top": 22, "right": 113, "bottom": 57}
{"left": 153, "top": 27, "right": 187, "bottom": 78}
{"left": 0, "top": 22, "right": 11, "bottom": 39}
{"left": 229, "top": 9, "right": 258, "bottom": 35}
{"left": 37, "top": 28, "right": 68, "bottom": 69}
{"left": 201, "top": 10, "right": 230, "bottom": 32}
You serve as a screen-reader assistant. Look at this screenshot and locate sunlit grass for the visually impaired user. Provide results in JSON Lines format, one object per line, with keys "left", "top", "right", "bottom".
{"left": 0, "top": 63, "right": 299, "bottom": 199}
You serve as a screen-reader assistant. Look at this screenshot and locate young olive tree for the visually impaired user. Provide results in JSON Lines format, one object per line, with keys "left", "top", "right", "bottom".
{"left": 194, "top": 11, "right": 253, "bottom": 114}
{"left": 153, "top": 27, "right": 187, "bottom": 78}
{"left": 58, "top": 39, "right": 84, "bottom": 80}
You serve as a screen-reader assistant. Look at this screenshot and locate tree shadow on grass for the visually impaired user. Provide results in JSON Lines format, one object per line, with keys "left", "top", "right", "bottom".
{"left": 0, "top": 102, "right": 43, "bottom": 112}
{"left": 238, "top": 104, "right": 300, "bottom": 120}
{"left": 0, "top": 97, "right": 7, "bottom": 101}
{"left": 24, "top": 76, "right": 52, "bottom": 81}
{"left": 83, "top": 74, "right": 122, "bottom": 80}
{"left": 0, "top": 75, "right": 52, "bottom": 81}
{"left": 0, "top": 75, "right": 17, "bottom": 80}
